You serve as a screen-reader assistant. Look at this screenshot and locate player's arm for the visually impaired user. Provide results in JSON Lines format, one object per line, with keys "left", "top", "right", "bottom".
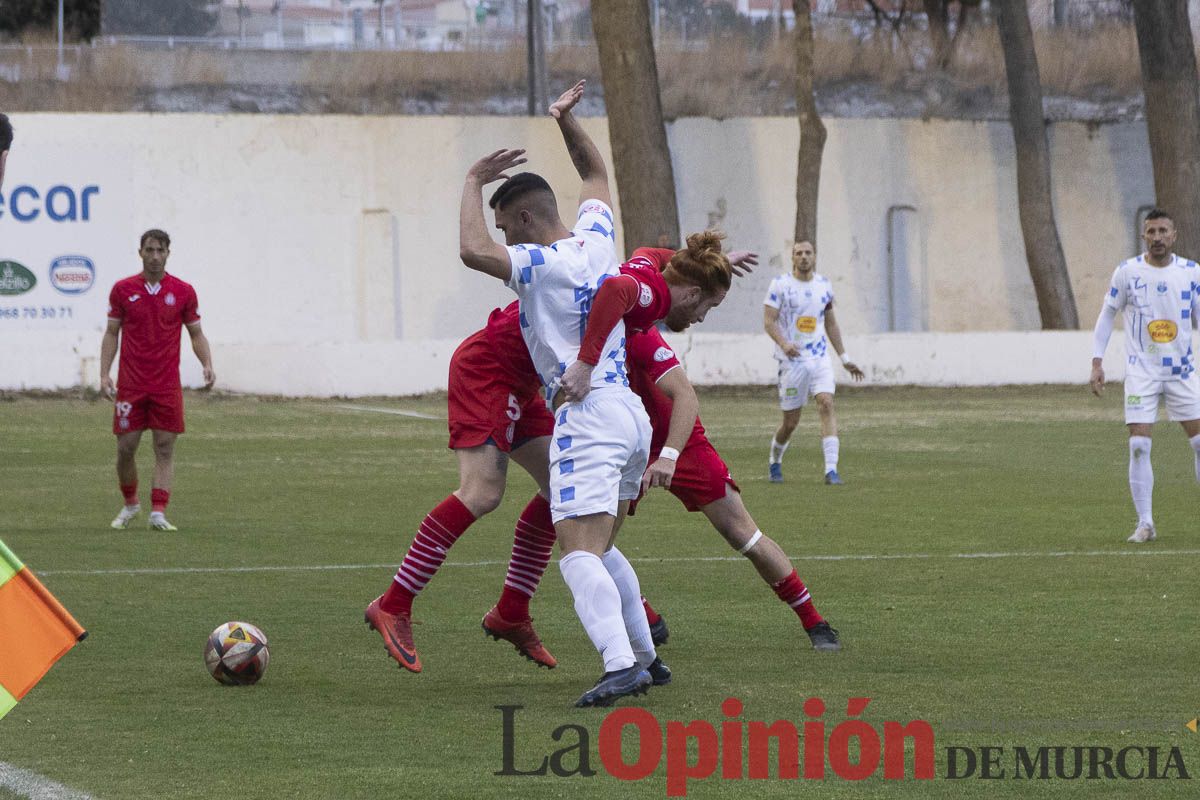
{"left": 824, "top": 306, "right": 864, "bottom": 381}
{"left": 641, "top": 366, "right": 700, "bottom": 491}
{"left": 186, "top": 322, "right": 216, "bottom": 389}
{"left": 763, "top": 305, "right": 799, "bottom": 358}
{"left": 99, "top": 318, "right": 121, "bottom": 399}
{"left": 549, "top": 80, "right": 611, "bottom": 209}
{"left": 1090, "top": 304, "right": 1117, "bottom": 396}
{"left": 560, "top": 275, "right": 641, "bottom": 403}
{"left": 460, "top": 148, "right": 528, "bottom": 280}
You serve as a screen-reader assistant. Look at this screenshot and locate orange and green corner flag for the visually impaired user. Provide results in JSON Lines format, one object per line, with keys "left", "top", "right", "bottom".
{"left": 0, "top": 538, "right": 86, "bottom": 720}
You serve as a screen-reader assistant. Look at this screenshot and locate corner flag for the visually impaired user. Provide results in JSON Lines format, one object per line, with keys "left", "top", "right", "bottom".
{"left": 0, "top": 539, "right": 86, "bottom": 720}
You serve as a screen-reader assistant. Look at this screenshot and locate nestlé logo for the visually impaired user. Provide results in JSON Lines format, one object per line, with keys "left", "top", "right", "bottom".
{"left": 49, "top": 255, "right": 95, "bottom": 295}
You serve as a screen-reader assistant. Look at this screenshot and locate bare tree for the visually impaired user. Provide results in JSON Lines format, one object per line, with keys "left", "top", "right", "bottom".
{"left": 995, "top": 0, "right": 1078, "bottom": 328}
{"left": 924, "top": 0, "right": 977, "bottom": 70}
{"left": 1132, "top": 0, "right": 1200, "bottom": 260}
{"left": 792, "top": 0, "right": 826, "bottom": 246}
{"left": 591, "top": 0, "right": 680, "bottom": 252}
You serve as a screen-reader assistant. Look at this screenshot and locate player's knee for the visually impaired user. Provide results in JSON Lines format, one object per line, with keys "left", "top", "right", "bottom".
{"left": 456, "top": 485, "right": 503, "bottom": 516}
{"left": 152, "top": 441, "right": 174, "bottom": 460}
{"left": 116, "top": 440, "right": 139, "bottom": 459}
{"left": 816, "top": 395, "right": 834, "bottom": 414}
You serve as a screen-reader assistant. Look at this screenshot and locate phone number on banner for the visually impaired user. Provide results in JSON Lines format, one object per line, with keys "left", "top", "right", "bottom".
{"left": 0, "top": 305, "right": 75, "bottom": 320}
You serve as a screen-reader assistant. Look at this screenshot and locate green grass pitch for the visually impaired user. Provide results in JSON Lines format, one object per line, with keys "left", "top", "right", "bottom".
{"left": 0, "top": 386, "right": 1197, "bottom": 798}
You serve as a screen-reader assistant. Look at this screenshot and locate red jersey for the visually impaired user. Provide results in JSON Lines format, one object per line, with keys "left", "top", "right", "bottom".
{"left": 107, "top": 273, "right": 201, "bottom": 392}
{"left": 625, "top": 326, "right": 707, "bottom": 455}
{"left": 483, "top": 301, "right": 541, "bottom": 389}
{"left": 617, "top": 247, "right": 674, "bottom": 333}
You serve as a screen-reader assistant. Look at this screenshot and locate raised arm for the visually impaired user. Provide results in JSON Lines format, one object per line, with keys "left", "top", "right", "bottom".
{"left": 460, "top": 148, "right": 528, "bottom": 280}
{"left": 549, "top": 80, "right": 611, "bottom": 210}
{"left": 824, "top": 307, "right": 864, "bottom": 381}
{"left": 100, "top": 318, "right": 121, "bottom": 399}
{"left": 187, "top": 322, "right": 216, "bottom": 389}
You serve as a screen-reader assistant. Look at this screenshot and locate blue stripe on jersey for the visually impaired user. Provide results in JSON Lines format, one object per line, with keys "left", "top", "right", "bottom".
{"left": 589, "top": 222, "right": 614, "bottom": 239}
{"left": 560, "top": 487, "right": 575, "bottom": 502}
{"left": 559, "top": 459, "right": 574, "bottom": 475}
{"left": 1110, "top": 286, "right": 1118, "bottom": 297}
{"left": 557, "top": 435, "right": 573, "bottom": 450}
{"left": 528, "top": 248, "right": 545, "bottom": 266}
{"left": 519, "top": 266, "right": 532, "bottom": 284}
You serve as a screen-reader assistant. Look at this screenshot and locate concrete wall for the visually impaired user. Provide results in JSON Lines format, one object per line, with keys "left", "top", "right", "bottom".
{"left": 0, "top": 113, "right": 1167, "bottom": 395}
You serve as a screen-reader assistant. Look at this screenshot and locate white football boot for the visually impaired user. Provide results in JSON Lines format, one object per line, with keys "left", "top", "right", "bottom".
{"left": 1127, "top": 522, "right": 1156, "bottom": 543}
{"left": 149, "top": 512, "right": 178, "bottom": 532}
{"left": 110, "top": 504, "right": 141, "bottom": 529}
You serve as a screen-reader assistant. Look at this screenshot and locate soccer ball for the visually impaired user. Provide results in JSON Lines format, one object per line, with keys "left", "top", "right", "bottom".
{"left": 203, "top": 621, "right": 270, "bottom": 686}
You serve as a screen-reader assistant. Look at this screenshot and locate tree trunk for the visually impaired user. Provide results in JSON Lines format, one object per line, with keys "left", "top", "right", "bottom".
{"left": 995, "top": 0, "right": 1079, "bottom": 329}
{"left": 1132, "top": 0, "right": 1200, "bottom": 261}
{"left": 923, "top": 0, "right": 951, "bottom": 69}
{"left": 592, "top": 0, "right": 680, "bottom": 252}
{"left": 793, "top": 0, "right": 826, "bottom": 247}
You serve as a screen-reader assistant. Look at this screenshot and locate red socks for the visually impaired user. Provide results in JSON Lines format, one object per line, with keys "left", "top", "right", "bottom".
{"left": 121, "top": 482, "right": 138, "bottom": 506}
{"left": 381, "top": 494, "right": 477, "bottom": 615}
{"left": 150, "top": 488, "right": 169, "bottom": 513}
{"left": 496, "top": 495, "right": 556, "bottom": 621}
{"left": 641, "top": 595, "right": 662, "bottom": 625}
{"left": 772, "top": 569, "right": 825, "bottom": 630}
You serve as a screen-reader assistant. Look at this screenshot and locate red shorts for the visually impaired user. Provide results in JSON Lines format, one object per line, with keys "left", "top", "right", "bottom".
{"left": 446, "top": 331, "right": 554, "bottom": 453}
{"left": 113, "top": 388, "right": 184, "bottom": 435}
{"left": 631, "top": 437, "right": 740, "bottom": 514}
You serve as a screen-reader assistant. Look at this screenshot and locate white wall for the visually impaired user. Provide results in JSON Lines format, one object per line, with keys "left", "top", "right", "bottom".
{"left": 0, "top": 113, "right": 1166, "bottom": 395}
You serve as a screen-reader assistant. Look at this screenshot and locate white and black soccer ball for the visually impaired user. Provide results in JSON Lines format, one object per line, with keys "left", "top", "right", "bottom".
{"left": 203, "top": 621, "right": 270, "bottom": 686}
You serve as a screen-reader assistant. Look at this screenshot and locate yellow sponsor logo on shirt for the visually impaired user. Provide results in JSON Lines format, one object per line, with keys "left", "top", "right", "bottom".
{"left": 1148, "top": 319, "right": 1178, "bottom": 343}
{"left": 796, "top": 316, "right": 818, "bottom": 333}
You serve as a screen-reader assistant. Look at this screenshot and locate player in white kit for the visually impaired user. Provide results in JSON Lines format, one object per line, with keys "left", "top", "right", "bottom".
{"left": 763, "top": 240, "right": 864, "bottom": 485}
{"left": 1090, "top": 209, "right": 1200, "bottom": 543}
{"left": 458, "top": 81, "right": 660, "bottom": 706}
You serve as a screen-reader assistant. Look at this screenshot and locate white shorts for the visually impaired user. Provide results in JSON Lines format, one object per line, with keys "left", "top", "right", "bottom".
{"left": 1124, "top": 371, "right": 1200, "bottom": 424}
{"left": 777, "top": 356, "right": 835, "bottom": 411}
{"left": 548, "top": 388, "right": 651, "bottom": 524}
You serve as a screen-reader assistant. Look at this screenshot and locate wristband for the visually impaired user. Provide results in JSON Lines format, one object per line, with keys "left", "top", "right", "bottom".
{"left": 840, "top": 352, "right": 853, "bottom": 366}
{"left": 658, "top": 446, "right": 680, "bottom": 461}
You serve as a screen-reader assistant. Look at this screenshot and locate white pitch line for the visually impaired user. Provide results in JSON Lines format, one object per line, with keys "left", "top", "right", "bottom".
{"left": 333, "top": 404, "right": 442, "bottom": 420}
{"left": 36, "top": 549, "right": 1200, "bottom": 577}
{"left": 0, "top": 762, "right": 94, "bottom": 800}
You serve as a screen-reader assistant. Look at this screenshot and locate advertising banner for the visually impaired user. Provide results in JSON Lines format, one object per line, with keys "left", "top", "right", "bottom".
{"left": 0, "top": 140, "right": 134, "bottom": 337}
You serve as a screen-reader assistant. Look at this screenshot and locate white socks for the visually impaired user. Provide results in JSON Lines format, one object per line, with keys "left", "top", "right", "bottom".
{"left": 559, "top": 550, "right": 635, "bottom": 671}
{"left": 600, "top": 547, "right": 656, "bottom": 668}
{"left": 1128, "top": 436, "right": 1154, "bottom": 526}
{"left": 769, "top": 437, "right": 789, "bottom": 464}
{"left": 1191, "top": 434, "right": 1200, "bottom": 483}
{"left": 822, "top": 436, "right": 840, "bottom": 473}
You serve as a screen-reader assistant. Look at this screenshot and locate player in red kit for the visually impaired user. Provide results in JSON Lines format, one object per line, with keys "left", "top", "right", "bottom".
{"left": 624, "top": 325, "right": 842, "bottom": 652}
{"left": 101, "top": 230, "right": 215, "bottom": 531}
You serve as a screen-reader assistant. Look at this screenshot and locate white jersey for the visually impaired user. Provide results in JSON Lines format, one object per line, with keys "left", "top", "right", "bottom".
{"left": 763, "top": 272, "right": 835, "bottom": 361}
{"left": 505, "top": 199, "right": 629, "bottom": 405}
{"left": 1104, "top": 254, "right": 1199, "bottom": 381}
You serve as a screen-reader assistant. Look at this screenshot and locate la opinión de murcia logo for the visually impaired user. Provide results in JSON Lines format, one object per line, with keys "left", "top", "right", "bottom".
{"left": 495, "top": 698, "right": 1193, "bottom": 795}
{"left": 497, "top": 697, "right": 935, "bottom": 796}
